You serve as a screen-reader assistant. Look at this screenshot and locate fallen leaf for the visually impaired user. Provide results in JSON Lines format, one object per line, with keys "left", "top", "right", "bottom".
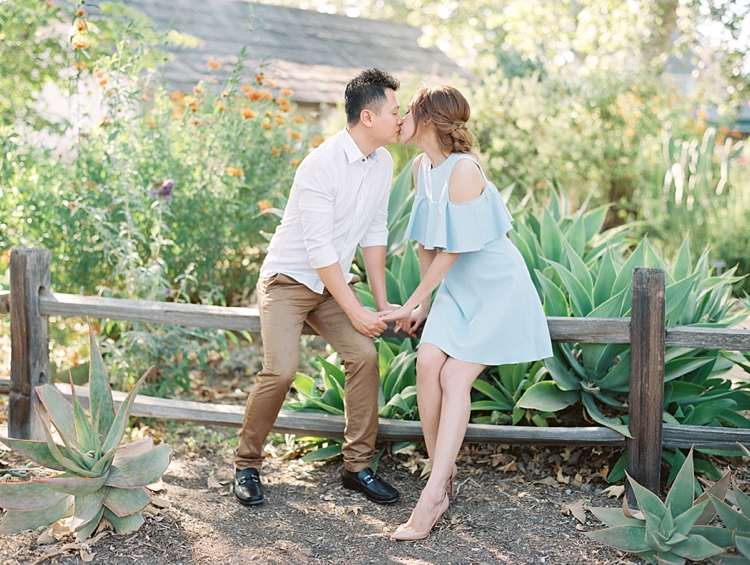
{"left": 145, "top": 480, "right": 165, "bottom": 492}
{"left": 36, "top": 527, "right": 56, "bottom": 545}
{"left": 602, "top": 485, "right": 625, "bottom": 499}
{"left": 80, "top": 548, "right": 95, "bottom": 562}
{"left": 561, "top": 499, "right": 586, "bottom": 524}
{"left": 556, "top": 468, "right": 570, "bottom": 485}
{"left": 207, "top": 474, "right": 221, "bottom": 489}
{"left": 150, "top": 496, "right": 171, "bottom": 508}
{"left": 537, "top": 477, "right": 558, "bottom": 487}
{"left": 344, "top": 506, "right": 362, "bottom": 515}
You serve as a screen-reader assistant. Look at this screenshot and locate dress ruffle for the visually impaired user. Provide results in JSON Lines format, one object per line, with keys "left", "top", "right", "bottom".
{"left": 405, "top": 176, "right": 514, "bottom": 253}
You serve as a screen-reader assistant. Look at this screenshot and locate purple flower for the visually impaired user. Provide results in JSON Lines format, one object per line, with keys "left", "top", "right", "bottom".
{"left": 150, "top": 178, "right": 175, "bottom": 202}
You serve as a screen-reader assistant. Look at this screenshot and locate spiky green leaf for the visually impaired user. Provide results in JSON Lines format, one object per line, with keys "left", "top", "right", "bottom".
{"left": 0, "top": 438, "right": 66, "bottom": 471}
{"left": 665, "top": 449, "right": 696, "bottom": 518}
{"left": 0, "top": 480, "right": 68, "bottom": 511}
{"left": 102, "top": 507, "right": 144, "bottom": 535}
{"left": 586, "top": 525, "right": 650, "bottom": 552}
{"left": 104, "top": 486, "right": 151, "bottom": 518}
{"left": 517, "top": 381, "right": 579, "bottom": 412}
{"left": 34, "top": 473, "right": 108, "bottom": 496}
{"left": 670, "top": 534, "right": 724, "bottom": 560}
{"left": 74, "top": 506, "right": 104, "bottom": 541}
{"left": 36, "top": 385, "right": 79, "bottom": 449}
{"left": 105, "top": 443, "right": 172, "bottom": 488}
{"left": 589, "top": 506, "right": 644, "bottom": 528}
{"left": 0, "top": 495, "right": 73, "bottom": 535}
{"left": 69, "top": 488, "right": 109, "bottom": 532}
{"left": 87, "top": 320, "right": 116, "bottom": 445}
{"left": 101, "top": 367, "right": 153, "bottom": 454}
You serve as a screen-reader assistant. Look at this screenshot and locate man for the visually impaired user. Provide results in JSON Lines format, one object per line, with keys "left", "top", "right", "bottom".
{"left": 233, "top": 69, "right": 403, "bottom": 506}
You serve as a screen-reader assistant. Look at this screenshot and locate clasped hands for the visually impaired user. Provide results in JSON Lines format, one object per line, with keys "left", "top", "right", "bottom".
{"left": 378, "top": 302, "right": 427, "bottom": 338}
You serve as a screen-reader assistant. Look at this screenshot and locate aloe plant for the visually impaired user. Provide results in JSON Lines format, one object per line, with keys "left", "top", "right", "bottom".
{"left": 587, "top": 450, "right": 728, "bottom": 564}
{"left": 287, "top": 338, "right": 418, "bottom": 421}
{"left": 0, "top": 320, "right": 172, "bottom": 540}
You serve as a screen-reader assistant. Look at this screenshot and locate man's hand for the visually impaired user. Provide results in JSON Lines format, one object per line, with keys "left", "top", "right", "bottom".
{"left": 348, "top": 305, "right": 388, "bottom": 338}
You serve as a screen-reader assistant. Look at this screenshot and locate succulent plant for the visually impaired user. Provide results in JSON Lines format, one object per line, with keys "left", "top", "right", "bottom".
{"left": 587, "top": 449, "right": 727, "bottom": 564}
{"left": 0, "top": 320, "right": 172, "bottom": 540}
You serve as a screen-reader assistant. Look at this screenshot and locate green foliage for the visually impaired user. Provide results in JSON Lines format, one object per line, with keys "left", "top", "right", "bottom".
{"left": 287, "top": 338, "right": 418, "bottom": 421}
{"left": 508, "top": 188, "right": 749, "bottom": 438}
{"left": 0, "top": 1, "right": 67, "bottom": 131}
{"left": 0, "top": 321, "right": 171, "bottom": 540}
{"left": 587, "top": 450, "right": 727, "bottom": 564}
{"left": 589, "top": 446, "right": 750, "bottom": 565}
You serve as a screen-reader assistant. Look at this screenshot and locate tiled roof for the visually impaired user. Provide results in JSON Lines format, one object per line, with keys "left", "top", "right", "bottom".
{"left": 122, "top": 0, "right": 470, "bottom": 103}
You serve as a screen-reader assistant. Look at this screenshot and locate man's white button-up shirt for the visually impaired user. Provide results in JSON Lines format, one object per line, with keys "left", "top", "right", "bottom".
{"left": 260, "top": 128, "right": 393, "bottom": 294}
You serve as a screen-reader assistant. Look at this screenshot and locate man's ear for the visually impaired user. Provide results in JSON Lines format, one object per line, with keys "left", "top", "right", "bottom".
{"left": 359, "top": 108, "right": 374, "bottom": 128}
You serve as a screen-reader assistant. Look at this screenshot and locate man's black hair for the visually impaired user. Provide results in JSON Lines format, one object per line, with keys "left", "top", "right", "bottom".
{"left": 344, "top": 69, "right": 400, "bottom": 126}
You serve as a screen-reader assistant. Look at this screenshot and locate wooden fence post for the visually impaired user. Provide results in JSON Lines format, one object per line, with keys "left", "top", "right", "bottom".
{"left": 627, "top": 267, "right": 666, "bottom": 500}
{"left": 9, "top": 248, "right": 51, "bottom": 440}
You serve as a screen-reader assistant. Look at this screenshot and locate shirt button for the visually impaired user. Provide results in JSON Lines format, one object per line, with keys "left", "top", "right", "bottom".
{"left": 361, "top": 158, "right": 365, "bottom": 162}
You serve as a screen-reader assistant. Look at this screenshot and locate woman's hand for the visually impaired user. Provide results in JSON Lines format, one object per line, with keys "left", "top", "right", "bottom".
{"left": 379, "top": 302, "right": 428, "bottom": 337}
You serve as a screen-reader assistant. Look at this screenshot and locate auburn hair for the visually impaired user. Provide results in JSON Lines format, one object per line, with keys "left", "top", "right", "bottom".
{"left": 410, "top": 86, "right": 476, "bottom": 154}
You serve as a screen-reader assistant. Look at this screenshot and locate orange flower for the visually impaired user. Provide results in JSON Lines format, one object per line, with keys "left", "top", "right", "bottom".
{"left": 274, "top": 116, "right": 286, "bottom": 126}
{"left": 241, "top": 108, "right": 257, "bottom": 119}
{"left": 77, "top": 8, "right": 85, "bottom": 16}
{"left": 292, "top": 115, "right": 305, "bottom": 124}
{"left": 72, "top": 61, "right": 87, "bottom": 71}
{"left": 215, "top": 102, "right": 225, "bottom": 112}
{"left": 71, "top": 34, "right": 90, "bottom": 50}
{"left": 221, "top": 90, "right": 229, "bottom": 98}
{"left": 281, "top": 144, "right": 292, "bottom": 152}
{"left": 257, "top": 200, "right": 272, "bottom": 212}
{"left": 719, "top": 126, "right": 730, "bottom": 135}
{"left": 75, "top": 18, "right": 87, "bottom": 31}
{"left": 206, "top": 60, "right": 222, "bottom": 70}
{"left": 696, "top": 109, "right": 709, "bottom": 120}
{"left": 290, "top": 158, "right": 301, "bottom": 167}
{"left": 255, "top": 73, "right": 265, "bottom": 85}
{"left": 98, "top": 77, "right": 108, "bottom": 88}
{"left": 249, "top": 91, "right": 262, "bottom": 101}
{"left": 731, "top": 130, "right": 742, "bottom": 139}
{"left": 226, "top": 166, "right": 244, "bottom": 177}
{"left": 171, "top": 107, "right": 186, "bottom": 119}
{"left": 240, "top": 85, "right": 253, "bottom": 93}
{"left": 271, "top": 146, "right": 281, "bottom": 156}
{"left": 311, "top": 135, "right": 325, "bottom": 148}
{"left": 193, "top": 85, "right": 202, "bottom": 94}
{"left": 287, "top": 129, "right": 302, "bottom": 141}
{"left": 280, "top": 88, "right": 294, "bottom": 96}
{"left": 262, "top": 123, "right": 273, "bottom": 130}
{"left": 266, "top": 80, "right": 277, "bottom": 88}
{"left": 170, "top": 91, "right": 185, "bottom": 102}
{"left": 624, "top": 127, "right": 636, "bottom": 138}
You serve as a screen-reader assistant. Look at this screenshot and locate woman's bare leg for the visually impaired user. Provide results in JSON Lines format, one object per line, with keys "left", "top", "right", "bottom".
{"left": 394, "top": 356, "right": 485, "bottom": 536}
{"left": 415, "top": 343, "right": 448, "bottom": 462}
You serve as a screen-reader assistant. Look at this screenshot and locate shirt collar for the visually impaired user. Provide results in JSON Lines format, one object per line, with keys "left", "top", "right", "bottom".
{"left": 342, "top": 129, "right": 379, "bottom": 164}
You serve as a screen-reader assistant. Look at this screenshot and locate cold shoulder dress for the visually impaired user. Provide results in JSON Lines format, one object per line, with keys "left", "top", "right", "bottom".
{"left": 404, "top": 153, "right": 553, "bottom": 366}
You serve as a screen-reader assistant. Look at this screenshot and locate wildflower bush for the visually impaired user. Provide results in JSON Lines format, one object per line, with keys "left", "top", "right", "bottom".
{"left": 0, "top": 1, "right": 314, "bottom": 395}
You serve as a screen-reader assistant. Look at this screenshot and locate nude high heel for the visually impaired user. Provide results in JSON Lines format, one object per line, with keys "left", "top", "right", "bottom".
{"left": 448, "top": 463, "right": 457, "bottom": 497}
{"left": 390, "top": 495, "right": 449, "bottom": 541}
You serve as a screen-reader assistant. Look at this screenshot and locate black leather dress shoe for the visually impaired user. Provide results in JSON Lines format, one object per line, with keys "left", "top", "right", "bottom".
{"left": 234, "top": 468, "right": 264, "bottom": 506}
{"left": 341, "top": 467, "right": 399, "bottom": 504}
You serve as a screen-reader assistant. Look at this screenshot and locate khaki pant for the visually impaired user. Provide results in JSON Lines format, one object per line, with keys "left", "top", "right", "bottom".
{"left": 235, "top": 274, "right": 379, "bottom": 472}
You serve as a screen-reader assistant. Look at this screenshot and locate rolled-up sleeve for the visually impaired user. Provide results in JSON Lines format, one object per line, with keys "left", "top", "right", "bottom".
{"left": 298, "top": 162, "right": 339, "bottom": 268}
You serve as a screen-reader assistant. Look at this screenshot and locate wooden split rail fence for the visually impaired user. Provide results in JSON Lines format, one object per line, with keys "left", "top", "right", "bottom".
{"left": 3, "top": 247, "right": 750, "bottom": 497}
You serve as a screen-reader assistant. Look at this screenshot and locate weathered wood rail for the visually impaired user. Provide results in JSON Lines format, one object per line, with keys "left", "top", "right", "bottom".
{"left": 3, "top": 247, "right": 750, "bottom": 496}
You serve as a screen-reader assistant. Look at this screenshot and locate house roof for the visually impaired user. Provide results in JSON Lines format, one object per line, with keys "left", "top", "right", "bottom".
{"left": 121, "top": 0, "right": 470, "bottom": 104}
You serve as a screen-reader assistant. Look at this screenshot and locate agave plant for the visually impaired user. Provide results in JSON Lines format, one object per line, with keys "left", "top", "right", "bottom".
{"left": 587, "top": 449, "right": 729, "bottom": 564}
{"left": 0, "top": 320, "right": 172, "bottom": 540}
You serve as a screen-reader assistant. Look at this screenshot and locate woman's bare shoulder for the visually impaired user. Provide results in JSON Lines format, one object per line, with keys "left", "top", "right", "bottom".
{"left": 449, "top": 156, "right": 486, "bottom": 203}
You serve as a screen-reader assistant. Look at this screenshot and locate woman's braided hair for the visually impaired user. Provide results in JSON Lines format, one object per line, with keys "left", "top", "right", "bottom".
{"left": 410, "top": 86, "right": 476, "bottom": 155}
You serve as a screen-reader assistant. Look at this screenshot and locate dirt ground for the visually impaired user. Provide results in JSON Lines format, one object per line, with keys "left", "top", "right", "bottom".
{"left": 0, "top": 402, "right": 647, "bottom": 565}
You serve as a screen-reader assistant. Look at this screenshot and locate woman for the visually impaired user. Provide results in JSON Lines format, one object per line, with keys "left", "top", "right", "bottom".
{"left": 381, "top": 86, "right": 552, "bottom": 541}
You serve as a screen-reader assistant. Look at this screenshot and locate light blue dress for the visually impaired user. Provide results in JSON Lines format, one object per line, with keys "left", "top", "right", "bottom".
{"left": 405, "top": 153, "right": 553, "bottom": 366}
